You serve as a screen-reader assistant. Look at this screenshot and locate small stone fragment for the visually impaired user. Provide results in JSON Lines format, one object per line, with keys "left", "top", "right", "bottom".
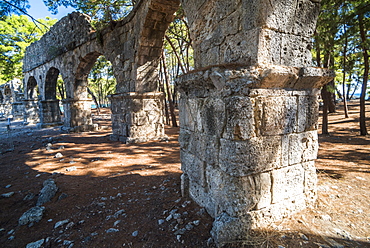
{"left": 23, "top": 193, "right": 35, "bottom": 201}
{"left": 54, "top": 152, "right": 63, "bottom": 158}
{"left": 113, "top": 209, "right": 125, "bottom": 218}
{"left": 299, "top": 233, "right": 309, "bottom": 241}
{"left": 19, "top": 206, "right": 45, "bottom": 226}
{"left": 132, "top": 231, "right": 138, "bottom": 237}
{"left": 54, "top": 219, "right": 69, "bottom": 229}
{"left": 106, "top": 228, "right": 119, "bottom": 233}
{"left": 26, "top": 239, "right": 45, "bottom": 248}
{"left": 185, "top": 223, "right": 194, "bottom": 230}
{"left": 193, "top": 220, "right": 200, "bottom": 226}
{"left": 66, "top": 222, "right": 74, "bottom": 229}
{"left": 114, "top": 220, "right": 121, "bottom": 227}
{"left": 58, "top": 193, "right": 68, "bottom": 201}
{"left": 1, "top": 192, "right": 14, "bottom": 198}
{"left": 5, "top": 184, "right": 11, "bottom": 188}
{"left": 66, "top": 166, "right": 77, "bottom": 172}
{"left": 37, "top": 179, "right": 58, "bottom": 206}
{"left": 158, "top": 219, "right": 165, "bottom": 225}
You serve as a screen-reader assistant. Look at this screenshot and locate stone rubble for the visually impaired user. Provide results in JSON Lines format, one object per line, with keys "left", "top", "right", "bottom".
{"left": 36, "top": 179, "right": 58, "bottom": 206}
{"left": 18, "top": 206, "right": 45, "bottom": 226}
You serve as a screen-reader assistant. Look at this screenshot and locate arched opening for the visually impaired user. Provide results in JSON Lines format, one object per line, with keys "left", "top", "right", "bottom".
{"left": 63, "top": 51, "right": 116, "bottom": 132}
{"left": 39, "top": 67, "right": 62, "bottom": 126}
{"left": 27, "top": 76, "right": 38, "bottom": 99}
{"left": 88, "top": 55, "right": 116, "bottom": 109}
{"left": 45, "top": 67, "right": 59, "bottom": 100}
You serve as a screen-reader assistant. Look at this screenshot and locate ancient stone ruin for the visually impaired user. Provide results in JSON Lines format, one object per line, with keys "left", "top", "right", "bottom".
{"left": 0, "top": 79, "right": 24, "bottom": 121}
{"left": 19, "top": 0, "right": 334, "bottom": 245}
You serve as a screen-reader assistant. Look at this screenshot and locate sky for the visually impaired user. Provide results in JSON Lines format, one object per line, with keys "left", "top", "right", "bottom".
{"left": 27, "top": 0, "right": 75, "bottom": 20}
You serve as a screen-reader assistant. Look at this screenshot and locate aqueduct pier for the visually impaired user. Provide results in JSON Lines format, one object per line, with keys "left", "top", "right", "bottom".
{"left": 22, "top": 0, "right": 334, "bottom": 245}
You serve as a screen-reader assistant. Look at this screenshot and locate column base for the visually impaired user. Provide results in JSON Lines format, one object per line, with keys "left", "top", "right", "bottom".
{"left": 109, "top": 92, "right": 167, "bottom": 143}
{"left": 62, "top": 98, "right": 93, "bottom": 132}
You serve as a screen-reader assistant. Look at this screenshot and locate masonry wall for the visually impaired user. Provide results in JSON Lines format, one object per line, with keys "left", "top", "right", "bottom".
{"left": 177, "top": 64, "right": 334, "bottom": 244}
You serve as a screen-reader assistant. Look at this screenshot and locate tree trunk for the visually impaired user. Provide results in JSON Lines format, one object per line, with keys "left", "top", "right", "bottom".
{"left": 162, "top": 52, "right": 178, "bottom": 127}
{"left": 342, "top": 27, "right": 349, "bottom": 118}
{"left": 159, "top": 59, "right": 170, "bottom": 125}
{"left": 358, "top": 13, "right": 368, "bottom": 136}
{"left": 87, "top": 87, "right": 100, "bottom": 115}
{"left": 326, "top": 80, "right": 336, "bottom": 113}
{"left": 321, "top": 84, "right": 331, "bottom": 135}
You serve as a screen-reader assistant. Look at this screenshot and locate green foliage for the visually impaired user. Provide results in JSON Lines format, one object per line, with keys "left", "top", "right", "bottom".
{"left": 314, "top": 0, "right": 370, "bottom": 99}
{"left": 88, "top": 56, "right": 116, "bottom": 107}
{"left": 0, "top": 0, "right": 30, "bottom": 19}
{"left": 43, "top": 0, "right": 135, "bottom": 25}
{"left": 0, "top": 15, "right": 57, "bottom": 84}
{"left": 162, "top": 8, "right": 193, "bottom": 81}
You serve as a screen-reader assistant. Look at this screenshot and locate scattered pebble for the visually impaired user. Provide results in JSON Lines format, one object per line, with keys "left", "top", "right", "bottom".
{"left": 54, "top": 219, "right": 70, "bottom": 229}
{"left": 66, "top": 166, "right": 77, "bottom": 172}
{"left": 106, "top": 228, "right": 119, "bottom": 233}
{"left": 193, "top": 220, "right": 200, "bottom": 226}
{"left": 158, "top": 219, "right": 165, "bottom": 225}
{"left": 54, "top": 153, "right": 63, "bottom": 158}
{"left": 5, "top": 184, "right": 11, "bottom": 188}
{"left": 132, "top": 231, "right": 138, "bottom": 237}
{"left": 299, "top": 233, "right": 309, "bottom": 241}
{"left": 1, "top": 192, "right": 14, "bottom": 198}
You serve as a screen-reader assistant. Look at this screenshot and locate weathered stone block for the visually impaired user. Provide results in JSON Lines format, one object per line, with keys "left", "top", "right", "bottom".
{"left": 219, "top": 136, "right": 282, "bottom": 176}
{"left": 180, "top": 152, "right": 206, "bottom": 187}
{"left": 287, "top": 131, "right": 318, "bottom": 165}
{"left": 271, "top": 164, "right": 304, "bottom": 204}
{"left": 222, "top": 96, "right": 255, "bottom": 140}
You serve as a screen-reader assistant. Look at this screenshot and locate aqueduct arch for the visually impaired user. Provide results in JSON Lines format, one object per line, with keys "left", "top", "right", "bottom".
{"left": 22, "top": 0, "right": 334, "bottom": 245}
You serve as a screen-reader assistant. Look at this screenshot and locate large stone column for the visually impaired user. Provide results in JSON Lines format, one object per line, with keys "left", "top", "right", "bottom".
{"left": 109, "top": 92, "right": 167, "bottom": 143}
{"left": 178, "top": 0, "right": 335, "bottom": 245}
{"left": 39, "top": 99, "right": 62, "bottom": 127}
{"left": 23, "top": 99, "right": 39, "bottom": 124}
{"left": 62, "top": 98, "right": 97, "bottom": 132}
{"left": 177, "top": 66, "right": 334, "bottom": 244}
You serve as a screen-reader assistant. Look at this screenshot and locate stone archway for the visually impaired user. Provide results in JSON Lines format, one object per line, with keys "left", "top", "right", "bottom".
{"left": 38, "top": 67, "right": 62, "bottom": 127}
{"left": 62, "top": 52, "right": 103, "bottom": 132}
{"left": 23, "top": 76, "right": 40, "bottom": 124}
{"left": 27, "top": 76, "right": 38, "bottom": 100}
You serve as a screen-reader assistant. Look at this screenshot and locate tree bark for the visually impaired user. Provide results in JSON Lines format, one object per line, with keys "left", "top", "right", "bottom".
{"left": 162, "top": 52, "right": 178, "bottom": 127}
{"left": 342, "top": 26, "right": 349, "bottom": 118}
{"left": 321, "top": 83, "right": 331, "bottom": 135}
{"left": 87, "top": 86, "right": 100, "bottom": 114}
{"left": 358, "top": 13, "right": 368, "bottom": 135}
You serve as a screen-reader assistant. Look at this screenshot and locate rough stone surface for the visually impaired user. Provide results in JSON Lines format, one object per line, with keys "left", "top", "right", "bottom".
{"left": 37, "top": 179, "right": 58, "bottom": 206}
{"left": 18, "top": 206, "right": 45, "bottom": 226}
{"left": 19, "top": 0, "right": 334, "bottom": 246}
{"left": 26, "top": 239, "right": 45, "bottom": 248}
{"left": 177, "top": 64, "right": 333, "bottom": 246}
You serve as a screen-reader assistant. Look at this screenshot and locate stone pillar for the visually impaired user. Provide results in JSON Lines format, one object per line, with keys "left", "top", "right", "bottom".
{"left": 62, "top": 98, "right": 97, "bottom": 132}
{"left": 109, "top": 92, "right": 167, "bottom": 143}
{"left": 177, "top": 66, "right": 334, "bottom": 245}
{"left": 11, "top": 102, "right": 25, "bottom": 121}
{"left": 39, "top": 99, "right": 62, "bottom": 127}
{"left": 23, "top": 99, "right": 40, "bottom": 124}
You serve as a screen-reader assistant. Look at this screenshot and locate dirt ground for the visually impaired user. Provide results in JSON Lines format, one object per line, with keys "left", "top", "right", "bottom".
{"left": 0, "top": 101, "right": 369, "bottom": 248}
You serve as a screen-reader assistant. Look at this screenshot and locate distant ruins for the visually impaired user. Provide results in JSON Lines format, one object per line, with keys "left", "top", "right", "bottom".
{"left": 0, "top": 79, "right": 24, "bottom": 121}
{"left": 16, "top": 0, "right": 335, "bottom": 245}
